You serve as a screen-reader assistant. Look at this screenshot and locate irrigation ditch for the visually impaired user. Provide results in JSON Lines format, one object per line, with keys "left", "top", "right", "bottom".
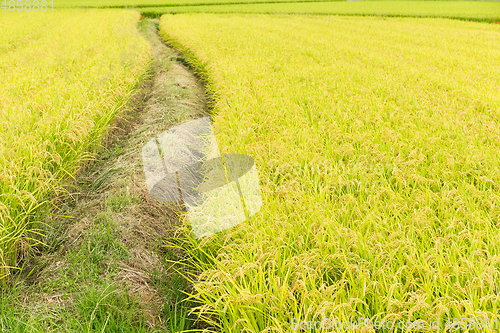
{"left": 2, "top": 18, "right": 217, "bottom": 332}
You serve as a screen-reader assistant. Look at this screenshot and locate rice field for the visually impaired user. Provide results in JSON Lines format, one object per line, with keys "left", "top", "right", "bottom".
{"left": 0, "top": 10, "right": 150, "bottom": 281}
{"left": 160, "top": 14, "right": 500, "bottom": 332}
{"left": 54, "top": 0, "right": 340, "bottom": 8}
{"left": 145, "top": 1, "right": 500, "bottom": 21}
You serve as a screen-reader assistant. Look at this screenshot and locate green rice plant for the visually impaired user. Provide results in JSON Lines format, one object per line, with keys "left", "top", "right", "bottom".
{"left": 145, "top": 1, "right": 500, "bottom": 22}
{"left": 160, "top": 14, "right": 500, "bottom": 332}
{"left": 0, "top": 10, "right": 151, "bottom": 284}
{"left": 54, "top": 0, "right": 342, "bottom": 9}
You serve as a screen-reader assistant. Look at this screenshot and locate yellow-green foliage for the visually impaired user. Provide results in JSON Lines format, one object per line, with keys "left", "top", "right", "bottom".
{"left": 0, "top": 10, "right": 151, "bottom": 280}
{"left": 148, "top": 1, "right": 500, "bottom": 22}
{"left": 55, "top": 0, "right": 341, "bottom": 8}
{"left": 160, "top": 14, "right": 500, "bottom": 332}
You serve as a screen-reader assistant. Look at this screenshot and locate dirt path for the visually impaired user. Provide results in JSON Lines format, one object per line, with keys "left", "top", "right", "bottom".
{"left": 6, "top": 18, "right": 212, "bottom": 332}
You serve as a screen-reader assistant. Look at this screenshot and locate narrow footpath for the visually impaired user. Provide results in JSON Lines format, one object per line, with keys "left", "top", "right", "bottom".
{"left": 5, "top": 18, "right": 213, "bottom": 332}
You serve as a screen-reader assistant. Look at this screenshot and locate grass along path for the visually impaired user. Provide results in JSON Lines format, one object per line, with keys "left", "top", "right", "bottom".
{"left": 159, "top": 13, "right": 500, "bottom": 332}
{"left": 0, "top": 18, "right": 212, "bottom": 332}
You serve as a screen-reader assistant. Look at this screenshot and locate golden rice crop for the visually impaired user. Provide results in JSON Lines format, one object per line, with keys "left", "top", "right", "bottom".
{"left": 147, "top": 1, "right": 500, "bottom": 22}
{"left": 55, "top": 0, "right": 338, "bottom": 8}
{"left": 0, "top": 10, "right": 151, "bottom": 282}
{"left": 160, "top": 14, "right": 500, "bottom": 332}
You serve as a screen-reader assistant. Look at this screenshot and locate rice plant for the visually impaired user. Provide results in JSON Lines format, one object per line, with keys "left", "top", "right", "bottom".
{"left": 160, "top": 14, "right": 500, "bottom": 332}
{"left": 0, "top": 10, "right": 151, "bottom": 284}
{"left": 146, "top": 1, "right": 500, "bottom": 22}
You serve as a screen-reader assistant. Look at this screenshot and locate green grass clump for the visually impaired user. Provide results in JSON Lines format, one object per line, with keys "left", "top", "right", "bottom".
{"left": 145, "top": 1, "right": 500, "bottom": 22}
{"left": 0, "top": 280, "right": 155, "bottom": 332}
{"left": 160, "top": 14, "right": 500, "bottom": 332}
{"left": 0, "top": 10, "right": 151, "bottom": 283}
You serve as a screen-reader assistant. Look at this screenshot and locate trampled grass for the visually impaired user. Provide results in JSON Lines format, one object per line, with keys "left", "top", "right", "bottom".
{"left": 160, "top": 14, "right": 500, "bottom": 332}
{"left": 146, "top": 1, "right": 500, "bottom": 21}
{"left": 0, "top": 10, "right": 151, "bottom": 282}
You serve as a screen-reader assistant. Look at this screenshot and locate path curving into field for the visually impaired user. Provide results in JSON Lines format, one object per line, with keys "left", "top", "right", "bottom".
{"left": 2, "top": 18, "right": 213, "bottom": 332}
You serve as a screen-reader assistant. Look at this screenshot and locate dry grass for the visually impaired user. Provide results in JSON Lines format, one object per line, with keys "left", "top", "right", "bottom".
{"left": 1, "top": 18, "right": 211, "bottom": 331}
